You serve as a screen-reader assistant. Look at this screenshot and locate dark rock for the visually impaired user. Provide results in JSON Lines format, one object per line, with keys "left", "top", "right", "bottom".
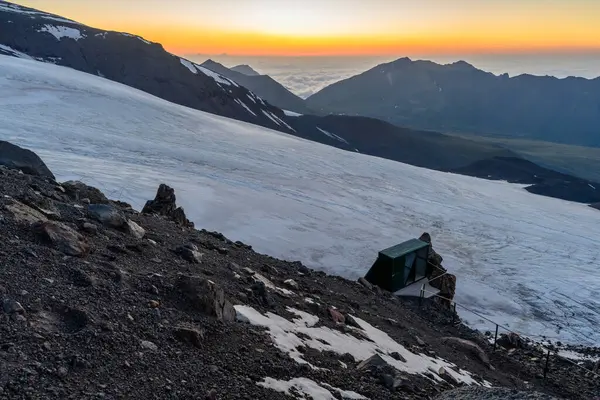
{"left": 61, "top": 181, "right": 108, "bottom": 204}
{"left": 87, "top": 204, "right": 127, "bottom": 229}
{"left": 81, "top": 222, "right": 98, "bottom": 234}
{"left": 33, "top": 221, "right": 89, "bottom": 257}
{"left": 380, "top": 373, "right": 395, "bottom": 389}
{"left": 390, "top": 352, "right": 406, "bottom": 362}
{"left": 438, "top": 367, "right": 460, "bottom": 385}
{"left": 415, "top": 336, "right": 426, "bottom": 346}
{"left": 176, "top": 244, "right": 203, "bottom": 264}
{"left": 3, "top": 299, "right": 25, "bottom": 314}
{"left": 497, "top": 332, "right": 525, "bottom": 350}
{"left": 69, "top": 268, "right": 96, "bottom": 287}
{"left": 283, "top": 279, "right": 298, "bottom": 289}
{"left": 0, "top": 141, "right": 55, "bottom": 179}
{"left": 356, "top": 354, "right": 388, "bottom": 371}
{"left": 142, "top": 184, "right": 193, "bottom": 227}
{"left": 358, "top": 277, "right": 373, "bottom": 290}
{"left": 441, "top": 337, "right": 491, "bottom": 367}
{"left": 345, "top": 315, "right": 362, "bottom": 329}
{"left": 176, "top": 275, "right": 236, "bottom": 322}
{"left": 297, "top": 264, "right": 310, "bottom": 275}
{"left": 421, "top": 232, "right": 456, "bottom": 307}
{"left": 173, "top": 325, "right": 205, "bottom": 348}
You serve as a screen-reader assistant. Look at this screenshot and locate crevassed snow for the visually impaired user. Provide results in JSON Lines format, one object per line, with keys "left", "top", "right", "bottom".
{"left": 236, "top": 305, "right": 489, "bottom": 386}
{"left": 0, "top": 44, "right": 33, "bottom": 60}
{"left": 284, "top": 109, "right": 303, "bottom": 117}
{"left": 38, "top": 25, "right": 85, "bottom": 41}
{"left": 317, "top": 127, "right": 349, "bottom": 144}
{"left": 180, "top": 58, "right": 197, "bottom": 74}
{"left": 195, "top": 64, "right": 237, "bottom": 87}
{"left": 234, "top": 98, "right": 257, "bottom": 117}
{"left": 1, "top": 55, "right": 600, "bottom": 347}
{"left": 258, "top": 377, "right": 368, "bottom": 400}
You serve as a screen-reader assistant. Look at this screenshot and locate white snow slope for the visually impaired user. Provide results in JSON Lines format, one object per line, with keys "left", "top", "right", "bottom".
{"left": 1, "top": 55, "right": 599, "bottom": 346}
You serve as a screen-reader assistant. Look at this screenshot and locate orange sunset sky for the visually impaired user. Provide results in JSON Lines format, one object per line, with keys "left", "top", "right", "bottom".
{"left": 14, "top": 0, "right": 600, "bottom": 56}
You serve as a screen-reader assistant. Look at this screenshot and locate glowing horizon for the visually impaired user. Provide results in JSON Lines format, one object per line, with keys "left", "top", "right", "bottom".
{"left": 13, "top": 0, "right": 600, "bottom": 57}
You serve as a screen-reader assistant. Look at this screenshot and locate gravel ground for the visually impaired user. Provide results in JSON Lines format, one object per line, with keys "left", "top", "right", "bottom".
{"left": 0, "top": 162, "right": 598, "bottom": 399}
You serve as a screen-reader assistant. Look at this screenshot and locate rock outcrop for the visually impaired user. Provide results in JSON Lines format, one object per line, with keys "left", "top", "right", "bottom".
{"left": 0, "top": 140, "right": 55, "bottom": 179}
{"left": 142, "top": 184, "right": 194, "bottom": 227}
{"left": 420, "top": 232, "right": 457, "bottom": 307}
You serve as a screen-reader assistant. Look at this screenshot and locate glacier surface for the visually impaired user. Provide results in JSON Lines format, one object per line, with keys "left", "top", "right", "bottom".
{"left": 0, "top": 55, "right": 599, "bottom": 346}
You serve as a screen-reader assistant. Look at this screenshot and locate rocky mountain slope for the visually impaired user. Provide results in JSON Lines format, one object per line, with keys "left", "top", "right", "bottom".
{"left": 306, "top": 57, "right": 600, "bottom": 147}
{"left": 0, "top": 1, "right": 293, "bottom": 133}
{"left": 1, "top": 142, "right": 599, "bottom": 399}
{"left": 201, "top": 59, "right": 315, "bottom": 115}
{"left": 231, "top": 64, "right": 261, "bottom": 76}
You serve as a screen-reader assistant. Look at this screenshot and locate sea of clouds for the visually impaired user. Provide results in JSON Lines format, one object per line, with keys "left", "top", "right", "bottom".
{"left": 188, "top": 53, "right": 600, "bottom": 99}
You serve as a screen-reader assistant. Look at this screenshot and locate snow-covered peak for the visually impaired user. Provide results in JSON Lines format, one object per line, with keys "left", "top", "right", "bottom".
{"left": 0, "top": 1, "right": 81, "bottom": 25}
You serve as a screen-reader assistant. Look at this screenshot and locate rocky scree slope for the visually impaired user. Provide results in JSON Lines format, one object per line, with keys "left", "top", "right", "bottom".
{"left": 0, "top": 1, "right": 293, "bottom": 134}
{"left": 0, "top": 143, "right": 598, "bottom": 399}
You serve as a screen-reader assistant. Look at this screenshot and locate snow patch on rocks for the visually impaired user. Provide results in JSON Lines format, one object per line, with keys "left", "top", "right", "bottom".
{"left": 258, "top": 377, "right": 368, "bottom": 399}
{"left": 0, "top": 44, "right": 33, "bottom": 60}
{"left": 38, "top": 25, "right": 85, "bottom": 41}
{"left": 195, "top": 64, "right": 237, "bottom": 87}
{"left": 180, "top": 58, "right": 197, "bottom": 74}
{"left": 234, "top": 305, "right": 491, "bottom": 386}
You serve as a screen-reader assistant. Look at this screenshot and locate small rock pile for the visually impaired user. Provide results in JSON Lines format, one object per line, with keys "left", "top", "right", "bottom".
{"left": 420, "top": 232, "right": 457, "bottom": 307}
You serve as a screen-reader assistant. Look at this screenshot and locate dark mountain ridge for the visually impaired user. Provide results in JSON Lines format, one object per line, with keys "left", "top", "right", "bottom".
{"left": 306, "top": 57, "right": 600, "bottom": 147}
{"left": 0, "top": 1, "right": 293, "bottom": 133}
{"left": 200, "top": 59, "right": 314, "bottom": 115}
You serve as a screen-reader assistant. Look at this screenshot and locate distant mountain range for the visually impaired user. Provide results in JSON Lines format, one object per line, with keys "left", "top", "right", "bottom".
{"left": 200, "top": 59, "right": 315, "bottom": 115}
{"left": 230, "top": 64, "right": 260, "bottom": 76}
{"left": 306, "top": 57, "right": 600, "bottom": 147}
{"left": 1, "top": 1, "right": 599, "bottom": 205}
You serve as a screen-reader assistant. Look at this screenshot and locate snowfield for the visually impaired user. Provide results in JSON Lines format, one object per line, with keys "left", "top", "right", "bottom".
{"left": 1, "top": 55, "right": 599, "bottom": 346}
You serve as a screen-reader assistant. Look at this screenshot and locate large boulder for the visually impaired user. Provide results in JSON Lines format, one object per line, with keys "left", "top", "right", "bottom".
{"left": 142, "top": 184, "right": 193, "bottom": 228}
{"left": 33, "top": 221, "right": 89, "bottom": 257}
{"left": 87, "top": 204, "right": 127, "bottom": 229}
{"left": 175, "top": 275, "right": 235, "bottom": 322}
{"left": 62, "top": 181, "right": 109, "bottom": 204}
{"left": 0, "top": 141, "right": 55, "bottom": 179}
{"left": 440, "top": 337, "right": 490, "bottom": 367}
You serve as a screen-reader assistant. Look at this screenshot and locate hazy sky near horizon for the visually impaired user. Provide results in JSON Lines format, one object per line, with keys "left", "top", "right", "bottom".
{"left": 15, "top": 0, "right": 600, "bottom": 56}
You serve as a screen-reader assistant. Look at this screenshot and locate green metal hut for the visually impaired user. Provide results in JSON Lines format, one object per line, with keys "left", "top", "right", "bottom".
{"left": 364, "top": 239, "right": 430, "bottom": 292}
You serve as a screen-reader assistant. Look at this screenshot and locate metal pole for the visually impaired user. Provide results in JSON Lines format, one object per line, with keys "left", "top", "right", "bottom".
{"left": 493, "top": 324, "right": 499, "bottom": 352}
{"left": 419, "top": 284, "right": 424, "bottom": 306}
{"left": 544, "top": 349, "right": 551, "bottom": 379}
{"left": 452, "top": 302, "right": 457, "bottom": 323}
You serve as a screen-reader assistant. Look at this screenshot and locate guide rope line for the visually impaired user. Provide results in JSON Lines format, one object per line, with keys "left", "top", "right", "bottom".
{"left": 418, "top": 286, "right": 600, "bottom": 379}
